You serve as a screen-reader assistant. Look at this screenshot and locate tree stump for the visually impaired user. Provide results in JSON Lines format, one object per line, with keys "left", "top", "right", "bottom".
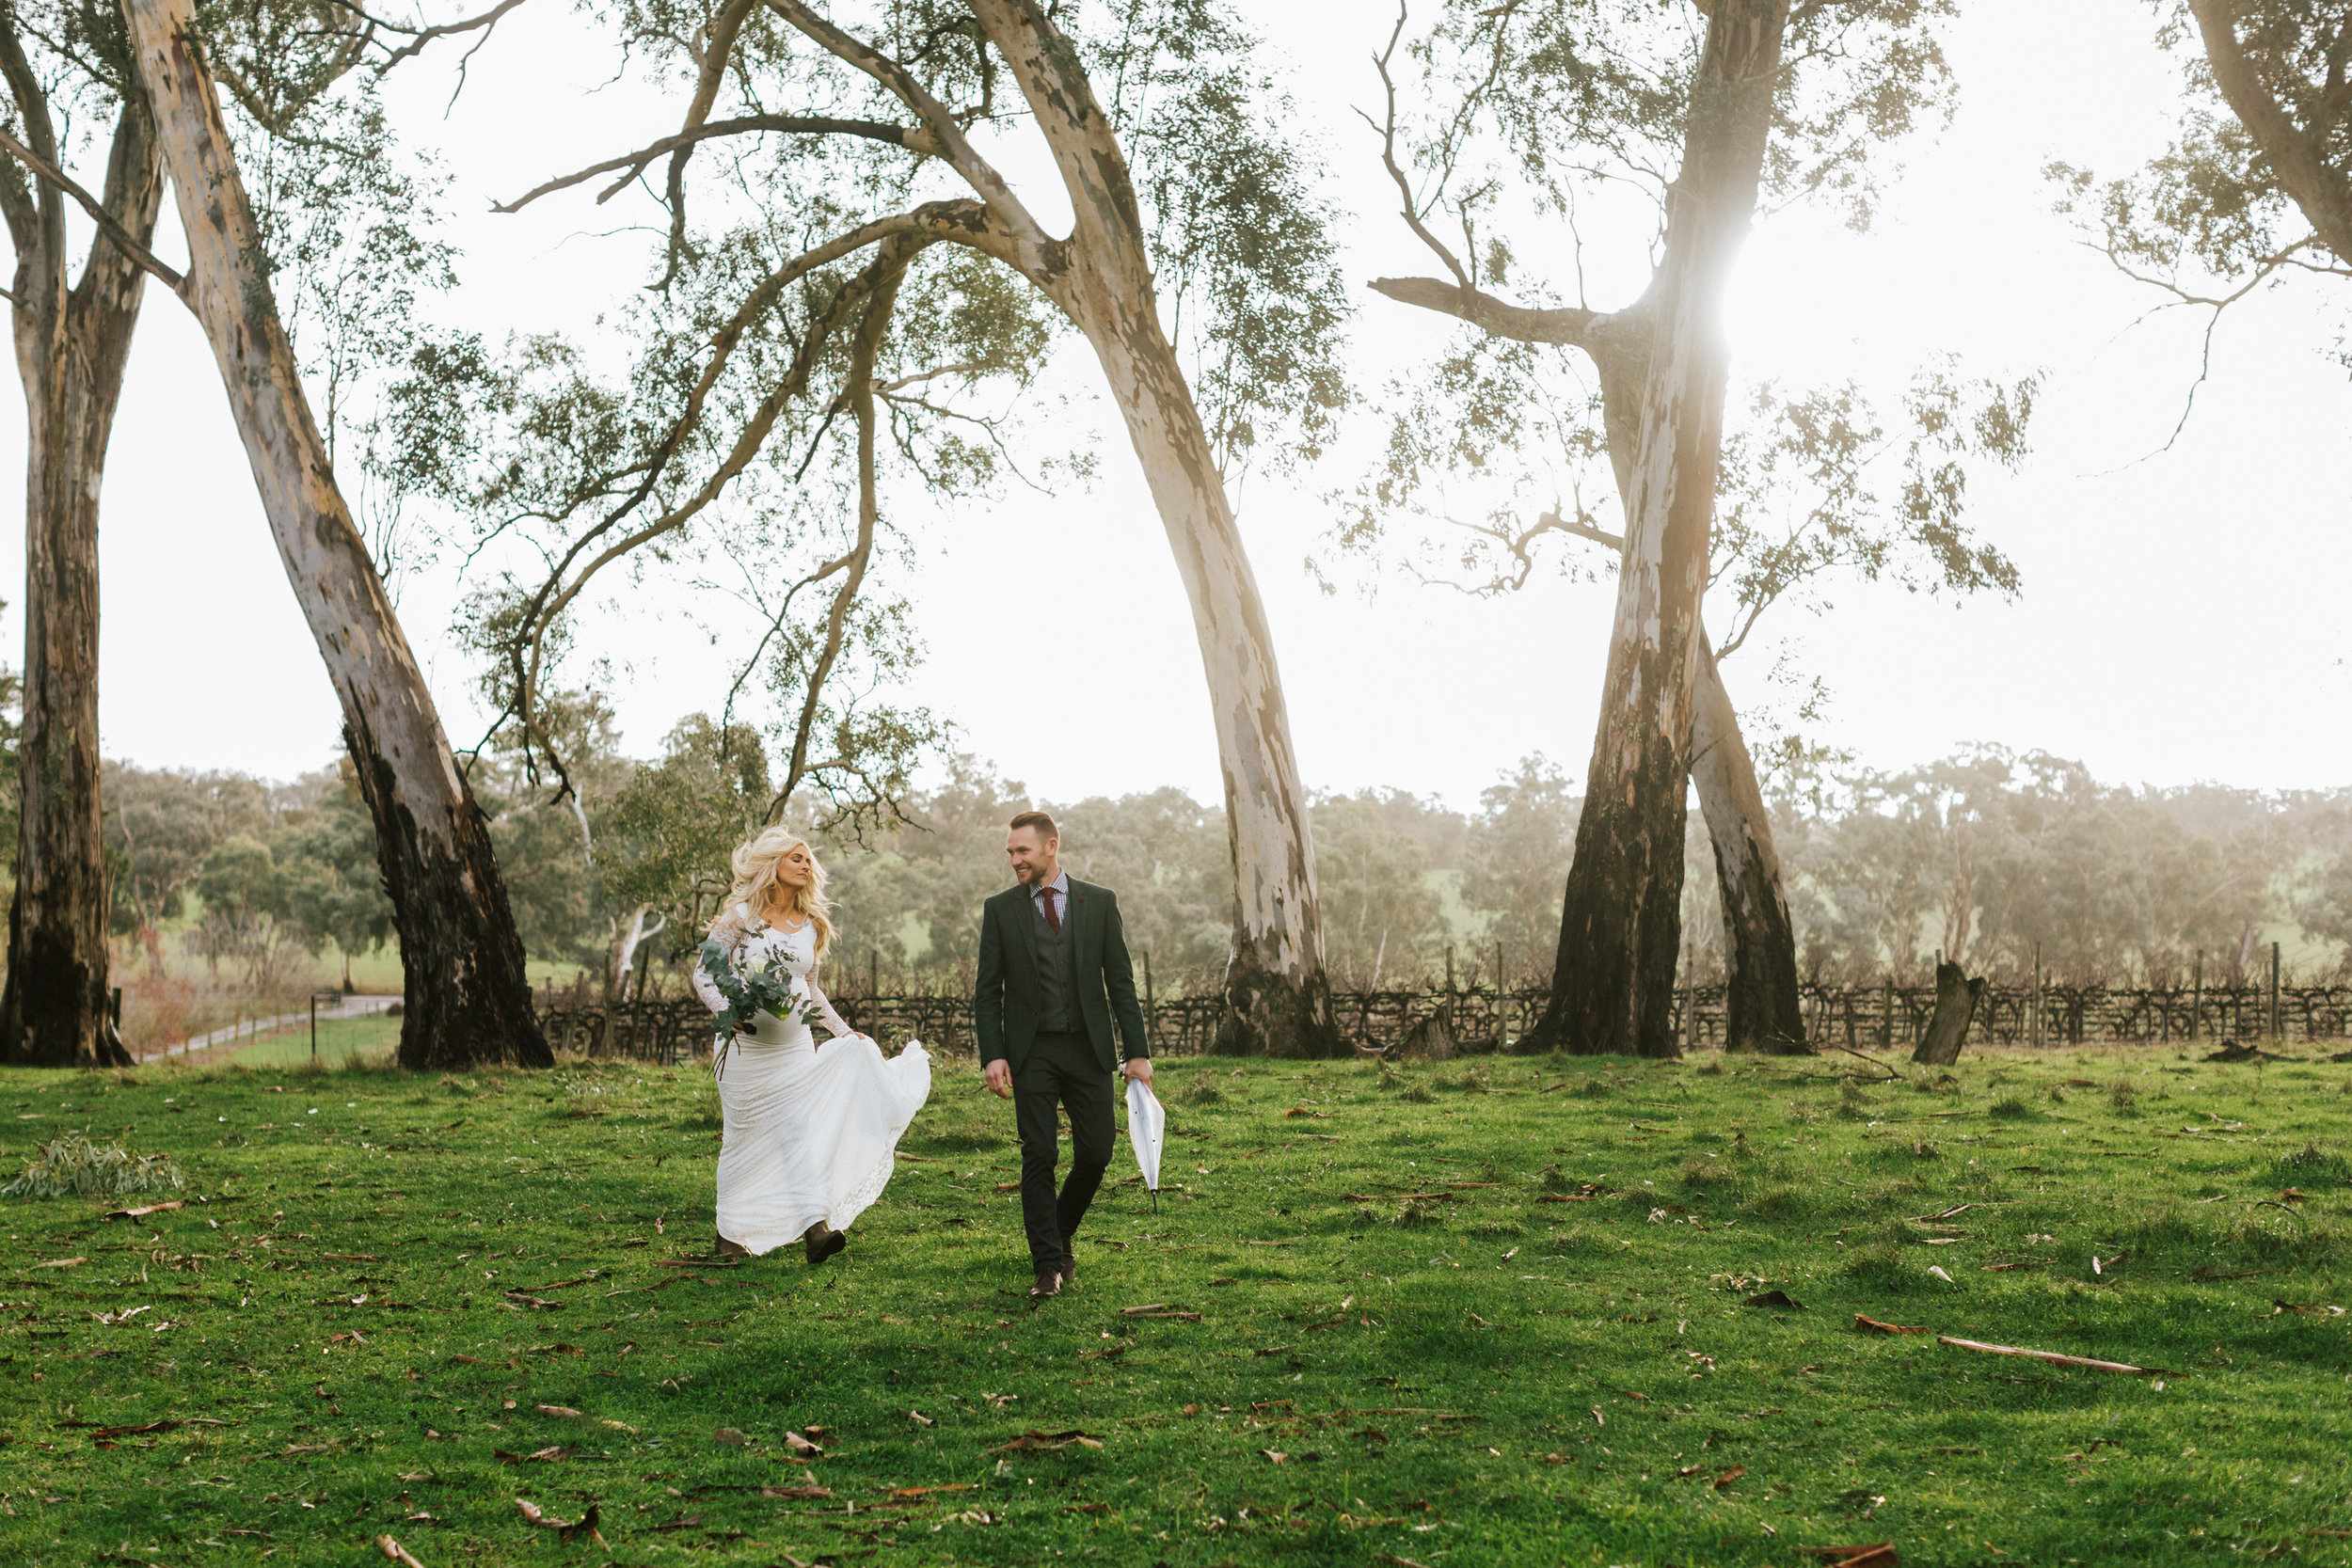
{"left": 1912, "top": 960, "right": 1986, "bottom": 1066}
{"left": 1397, "top": 1011, "right": 1456, "bottom": 1062}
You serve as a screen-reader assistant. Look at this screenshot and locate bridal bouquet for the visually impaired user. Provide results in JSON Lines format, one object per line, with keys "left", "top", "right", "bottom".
{"left": 696, "top": 938, "right": 814, "bottom": 1041}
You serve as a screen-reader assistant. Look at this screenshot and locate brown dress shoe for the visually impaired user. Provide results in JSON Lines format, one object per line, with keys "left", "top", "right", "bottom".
{"left": 1059, "top": 1247, "right": 1076, "bottom": 1284}
{"left": 1028, "top": 1265, "right": 1063, "bottom": 1300}
{"left": 803, "top": 1221, "right": 846, "bottom": 1266}
{"left": 713, "top": 1232, "right": 751, "bottom": 1259}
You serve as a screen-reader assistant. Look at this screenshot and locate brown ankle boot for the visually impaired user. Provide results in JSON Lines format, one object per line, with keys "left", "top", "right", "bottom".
{"left": 713, "top": 1232, "right": 751, "bottom": 1259}
{"left": 803, "top": 1221, "right": 846, "bottom": 1266}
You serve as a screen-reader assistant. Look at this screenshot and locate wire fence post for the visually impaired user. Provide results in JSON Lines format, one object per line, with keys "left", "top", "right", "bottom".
{"left": 2190, "top": 950, "right": 2202, "bottom": 1043}
{"left": 2270, "top": 941, "right": 2282, "bottom": 1041}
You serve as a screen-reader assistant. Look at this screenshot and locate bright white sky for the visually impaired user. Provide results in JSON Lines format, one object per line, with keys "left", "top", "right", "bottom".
{"left": 19, "top": 0, "right": 2348, "bottom": 809}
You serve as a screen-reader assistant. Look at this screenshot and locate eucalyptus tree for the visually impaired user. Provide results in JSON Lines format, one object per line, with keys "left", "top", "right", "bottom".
{"left": 0, "top": 4, "right": 163, "bottom": 1066}
{"left": 121, "top": 0, "right": 552, "bottom": 1068}
{"left": 484, "top": 0, "right": 1351, "bottom": 1055}
{"left": 2053, "top": 3, "right": 2352, "bottom": 366}
{"left": 1351, "top": 0, "right": 1976, "bottom": 1055}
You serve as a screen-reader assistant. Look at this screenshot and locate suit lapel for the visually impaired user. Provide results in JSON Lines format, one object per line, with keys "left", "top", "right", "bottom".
{"left": 1011, "top": 886, "right": 1040, "bottom": 974}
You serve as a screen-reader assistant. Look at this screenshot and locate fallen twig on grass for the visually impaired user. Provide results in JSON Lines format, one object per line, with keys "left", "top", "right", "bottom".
{"left": 1798, "top": 1546, "right": 1897, "bottom": 1568}
{"left": 984, "top": 1429, "right": 1102, "bottom": 1454}
{"left": 102, "top": 1200, "right": 183, "bottom": 1219}
{"left": 1854, "top": 1314, "right": 1931, "bottom": 1335}
{"left": 1828, "top": 1044, "right": 1905, "bottom": 1082}
{"left": 1937, "top": 1336, "right": 2174, "bottom": 1375}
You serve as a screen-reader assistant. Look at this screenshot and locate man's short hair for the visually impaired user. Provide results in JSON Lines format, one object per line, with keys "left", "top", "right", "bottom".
{"left": 1009, "top": 810, "right": 1058, "bottom": 842}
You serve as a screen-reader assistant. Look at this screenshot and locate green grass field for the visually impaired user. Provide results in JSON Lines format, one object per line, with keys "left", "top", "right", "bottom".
{"left": 220, "top": 1017, "right": 404, "bottom": 1071}
{"left": 4, "top": 1044, "right": 2350, "bottom": 1566}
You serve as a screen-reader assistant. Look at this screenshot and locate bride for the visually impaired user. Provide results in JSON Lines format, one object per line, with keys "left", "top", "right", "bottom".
{"left": 690, "top": 825, "right": 932, "bottom": 1264}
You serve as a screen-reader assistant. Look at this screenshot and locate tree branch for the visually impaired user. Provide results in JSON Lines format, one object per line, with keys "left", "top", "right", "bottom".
{"left": 1368, "top": 3, "right": 1472, "bottom": 293}
{"left": 2187, "top": 0, "right": 2352, "bottom": 266}
{"left": 0, "top": 126, "right": 183, "bottom": 293}
{"left": 766, "top": 0, "right": 1052, "bottom": 256}
{"left": 493, "top": 114, "right": 946, "bottom": 214}
{"left": 371, "top": 0, "right": 533, "bottom": 70}
{"left": 1367, "top": 273, "right": 1602, "bottom": 346}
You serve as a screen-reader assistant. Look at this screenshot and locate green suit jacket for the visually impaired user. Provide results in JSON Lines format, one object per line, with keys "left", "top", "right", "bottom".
{"left": 974, "top": 877, "right": 1150, "bottom": 1075}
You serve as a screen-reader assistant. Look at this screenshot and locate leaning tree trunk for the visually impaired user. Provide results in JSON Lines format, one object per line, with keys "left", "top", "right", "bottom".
{"left": 1533, "top": 0, "right": 1788, "bottom": 1058}
{"left": 1073, "top": 306, "right": 1338, "bottom": 1058}
{"left": 1689, "top": 636, "right": 1807, "bottom": 1053}
{"left": 126, "top": 0, "right": 549, "bottom": 1070}
{"left": 0, "top": 95, "right": 162, "bottom": 1069}
{"left": 972, "top": 0, "right": 1338, "bottom": 1057}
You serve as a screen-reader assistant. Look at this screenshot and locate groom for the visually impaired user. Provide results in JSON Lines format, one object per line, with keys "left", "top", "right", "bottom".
{"left": 974, "top": 811, "right": 1152, "bottom": 1300}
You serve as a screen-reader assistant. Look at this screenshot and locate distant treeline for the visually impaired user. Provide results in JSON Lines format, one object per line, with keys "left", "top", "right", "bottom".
{"left": 80, "top": 721, "right": 2352, "bottom": 998}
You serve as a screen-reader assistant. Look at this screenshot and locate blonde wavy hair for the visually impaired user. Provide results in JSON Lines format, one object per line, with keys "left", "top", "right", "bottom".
{"left": 716, "top": 824, "right": 834, "bottom": 958}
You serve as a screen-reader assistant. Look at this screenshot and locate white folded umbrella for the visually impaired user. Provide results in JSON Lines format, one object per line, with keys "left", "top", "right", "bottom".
{"left": 1125, "top": 1074, "right": 1166, "bottom": 1213}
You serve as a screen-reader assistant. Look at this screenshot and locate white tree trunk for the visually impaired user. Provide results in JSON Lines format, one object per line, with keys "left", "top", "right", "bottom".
{"left": 125, "top": 0, "right": 548, "bottom": 1069}
{"left": 969, "top": 0, "right": 1338, "bottom": 1054}
{"left": 1072, "top": 296, "right": 1336, "bottom": 1054}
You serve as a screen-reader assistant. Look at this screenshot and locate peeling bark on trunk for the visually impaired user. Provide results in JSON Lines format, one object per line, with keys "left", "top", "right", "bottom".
{"left": 0, "top": 85, "right": 161, "bottom": 1069}
{"left": 1690, "top": 637, "right": 1807, "bottom": 1053}
{"left": 1912, "top": 959, "right": 1984, "bottom": 1067}
{"left": 1366, "top": 279, "right": 1807, "bottom": 1053}
{"left": 1071, "top": 307, "right": 1337, "bottom": 1058}
{"left": 1532, "top": 1, "right": 1788, "bottom": 1058}
{"left": 126, "top": 0, "right": 548, "bottom": 1070}
{"left": 971, "top": 0, "right": 1339, "bottom": 1057}
{"left": 1591, "top": 328, "right": 1806, "bottom": 1057}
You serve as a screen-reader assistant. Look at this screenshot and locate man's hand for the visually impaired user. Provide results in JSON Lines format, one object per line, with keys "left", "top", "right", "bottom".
{"left": 1123, "top": 1057, "right": 1152, "bottom": 1086}
{"left": 984, "top": 1059, "right": 1012, "bottom": 1099}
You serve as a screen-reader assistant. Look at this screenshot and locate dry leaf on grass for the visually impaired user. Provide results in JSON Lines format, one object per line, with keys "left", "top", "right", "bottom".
{"left": 374, "top": 1538, "right": 427, "bottom": 1567}
{"left": 516, "top": 1499, "right": 604, "bottom": 1544}
{"left": 102, "top": 1200, "right": 183, "bottom": 1220}
{"left": 1854, "top": 1314, "right": 1932, "bottom": 1336}
{"left": 1262, "top": 1449, "right": 1287, "bottom": 1464}
{"left": 903, "top": 1409, "right": 935, "bottom": 1426}
{"left": 784, "top": 1429, "right": 825, "bottom": 1457}
{"left": 1741, "top": 1291, "right": 1804, "bottom": 1310}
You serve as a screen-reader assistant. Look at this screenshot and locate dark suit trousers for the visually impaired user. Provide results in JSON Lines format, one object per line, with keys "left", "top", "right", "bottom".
{"left": 1014, "top": 1029, "right": 1114, "bottom": 1271}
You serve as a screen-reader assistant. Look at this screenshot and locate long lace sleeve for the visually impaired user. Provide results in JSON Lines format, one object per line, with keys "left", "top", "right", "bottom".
{"left": 805, "top": 974, "right": 856, "bottom": 1040}
{"left": 692, "top": 905, "right": 755, "bottom": 1016}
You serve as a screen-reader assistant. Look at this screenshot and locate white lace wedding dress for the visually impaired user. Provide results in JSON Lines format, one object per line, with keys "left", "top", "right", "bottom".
{"left": 691, "top": 906, "right": 932, "bottom": 1255}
